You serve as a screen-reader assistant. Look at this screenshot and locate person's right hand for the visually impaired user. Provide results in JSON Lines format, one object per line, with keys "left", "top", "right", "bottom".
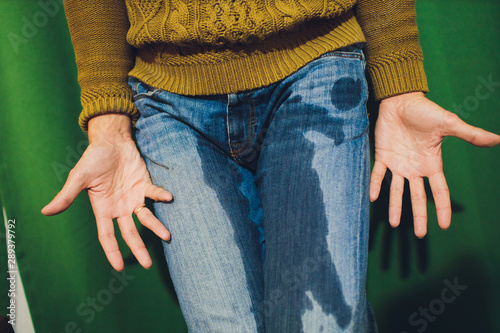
{"left": 41, "top": 114, "right": 173, "bottom": 271}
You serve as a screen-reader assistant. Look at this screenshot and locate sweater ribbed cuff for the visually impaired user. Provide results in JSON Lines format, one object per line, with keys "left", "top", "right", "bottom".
{"left": 367, "top": 57, "right": 429, "bottom": 101}
{"left": 79, "top": 89, "right": 140, "bottom": 132}
{"left": 79, "top": 98, "right": 139, "bottom": 132}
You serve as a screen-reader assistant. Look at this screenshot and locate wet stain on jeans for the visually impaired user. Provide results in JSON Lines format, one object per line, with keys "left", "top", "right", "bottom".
{"left": 331, "top": 77, "right": 362, "bottom": 110}
{"left": 259, "top": 94, "right": 352, "bottom": 331}
{"left": 289, "top": 94, "right": 345, "bottom": 146}
{"left": 196, "top": 139, "right": 265, "bottom": 331}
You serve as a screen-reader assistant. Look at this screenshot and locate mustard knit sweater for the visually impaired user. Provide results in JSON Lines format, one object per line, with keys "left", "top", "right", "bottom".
{"left": 63, "top": 0, "right": 429, "bottom": 131}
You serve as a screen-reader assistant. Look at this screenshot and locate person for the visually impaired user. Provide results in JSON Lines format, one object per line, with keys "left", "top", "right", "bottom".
{"left": 41, "top": 0, "right": 500, "bottom": 332}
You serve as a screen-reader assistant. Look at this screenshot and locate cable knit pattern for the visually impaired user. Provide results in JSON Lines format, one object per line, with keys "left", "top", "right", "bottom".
{"left": 125, "top": 0, "right": 356, "bottom": 46}
{"left": 63, "top": 0, "right": 428, "bottom": 132}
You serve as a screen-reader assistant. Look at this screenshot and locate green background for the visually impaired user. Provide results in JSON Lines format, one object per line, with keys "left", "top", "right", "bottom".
{"left": 0, "top": 1, "right": 498, "bottom": 332}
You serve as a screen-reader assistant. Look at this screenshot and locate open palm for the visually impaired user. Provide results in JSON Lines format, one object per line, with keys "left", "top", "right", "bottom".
{"left": 42, "top": 133, "right": 172, "bottom": 271}
{"left": 370, "top": 92, "right": 500, "bottom": 238}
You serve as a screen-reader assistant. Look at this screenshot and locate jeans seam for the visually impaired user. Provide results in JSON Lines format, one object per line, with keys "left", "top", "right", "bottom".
{"left": 226, "top": 94, "right": 234, "bottom": 157}
{"left": 229, "top": 94, "right": 256, "bottom": 157}
{"left": 232, "top": 97, "right": 256, "bottom": 156}
{"left": 321, "top": 52, "right": 363, "bottom": 61}
{"left": 132, "top": 81, "right": 141, "bottom": 94}
{"left": 231, "top": 95, "right": 254, "bottom": 151}
{"left": 133, "top": 89, "right": 162, "bottom": 102}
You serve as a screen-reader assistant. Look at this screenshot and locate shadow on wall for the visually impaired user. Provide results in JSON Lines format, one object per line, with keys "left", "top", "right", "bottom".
{"left": 366, "top": 99, "right": 493, "bottom": 333}
{"left": 379, "top": 254, "right": 492, "bottom": 333}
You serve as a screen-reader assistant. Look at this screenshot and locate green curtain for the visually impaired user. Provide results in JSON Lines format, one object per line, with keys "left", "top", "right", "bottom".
{"left": 0, "top": 1, "right": 498, "bottom": 332}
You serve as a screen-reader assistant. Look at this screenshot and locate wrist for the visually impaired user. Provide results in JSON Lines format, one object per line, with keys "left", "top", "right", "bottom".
{"left": 88, "top": 114, "right": 133, "bottom": 144}
{"left": 380, "top": 91, "right": 426, "bottom": 111}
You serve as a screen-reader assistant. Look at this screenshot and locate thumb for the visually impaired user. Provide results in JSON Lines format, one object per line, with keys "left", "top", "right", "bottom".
{"left": 445, "top": 113, "right": 500, "bottom": 147}
{"left": 41, "top": 169, "right": 87, "bottom": 216}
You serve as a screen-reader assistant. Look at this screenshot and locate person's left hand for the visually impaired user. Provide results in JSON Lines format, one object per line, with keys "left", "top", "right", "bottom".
{"left": 369, "top": 92, "right": 500, "bottom": 238}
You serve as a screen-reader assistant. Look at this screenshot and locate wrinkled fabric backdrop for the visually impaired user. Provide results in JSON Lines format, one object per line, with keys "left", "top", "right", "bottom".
{"left": 1, "top": 1, "right": 499, "bottom": 332}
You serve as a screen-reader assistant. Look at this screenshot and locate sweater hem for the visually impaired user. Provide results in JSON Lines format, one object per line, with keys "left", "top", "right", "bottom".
{"left": 129, "top": 10, "right": 366, "bottom": 95}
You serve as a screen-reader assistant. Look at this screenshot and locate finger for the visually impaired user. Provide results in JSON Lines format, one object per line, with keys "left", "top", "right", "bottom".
{"left": 96, "top": 217, "right": 124, "bottom": 271}
{"left": 116, "top": 216, "right": 152, "bottom": 269}
{"left": 445, "top": 112, "right": 500, "bottom": 147}
{"left": 135, "top": 206, "right": 171, "bottom": 241}
{"left": 370, "top": 161, "right": 387, "bottom": 202}
{"left": 429, "top": 172, "right": 452, "bottom": 230}
{"left": 41, "top": 169, "right": 87, "bottom": 216}
{"left": 145, "top": 184, "right": 173, "bottom": 202}
{"left": 409, "top": 177, "right": 427, "bottom": 238}
{"left": 388, "top": 175, "right": 405, "bottom": 228}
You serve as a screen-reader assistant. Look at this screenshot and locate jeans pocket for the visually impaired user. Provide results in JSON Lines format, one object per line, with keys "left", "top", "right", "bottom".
{"left": 319, "top": 44, "right": 365, "bottom": 62}
{"left": 128, "top": 77, "right": 161, "bottom": 102}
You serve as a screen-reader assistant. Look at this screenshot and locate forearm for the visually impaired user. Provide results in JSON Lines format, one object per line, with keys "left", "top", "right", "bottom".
{"left": 356, "top": 0, "right": 428, "bottom": 100}
{"left": 64, "top": 0, "right": 138, "bottom": 131}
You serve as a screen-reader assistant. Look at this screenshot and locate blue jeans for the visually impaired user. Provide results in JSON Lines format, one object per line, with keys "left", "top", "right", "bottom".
{"left": 130, "top": 45, "right": 378, "bottom": 332}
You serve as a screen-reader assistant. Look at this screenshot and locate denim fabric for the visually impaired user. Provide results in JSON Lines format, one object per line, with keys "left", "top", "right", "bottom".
{"left": 129, "top": 45, "right": 378, "bottom": 333}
